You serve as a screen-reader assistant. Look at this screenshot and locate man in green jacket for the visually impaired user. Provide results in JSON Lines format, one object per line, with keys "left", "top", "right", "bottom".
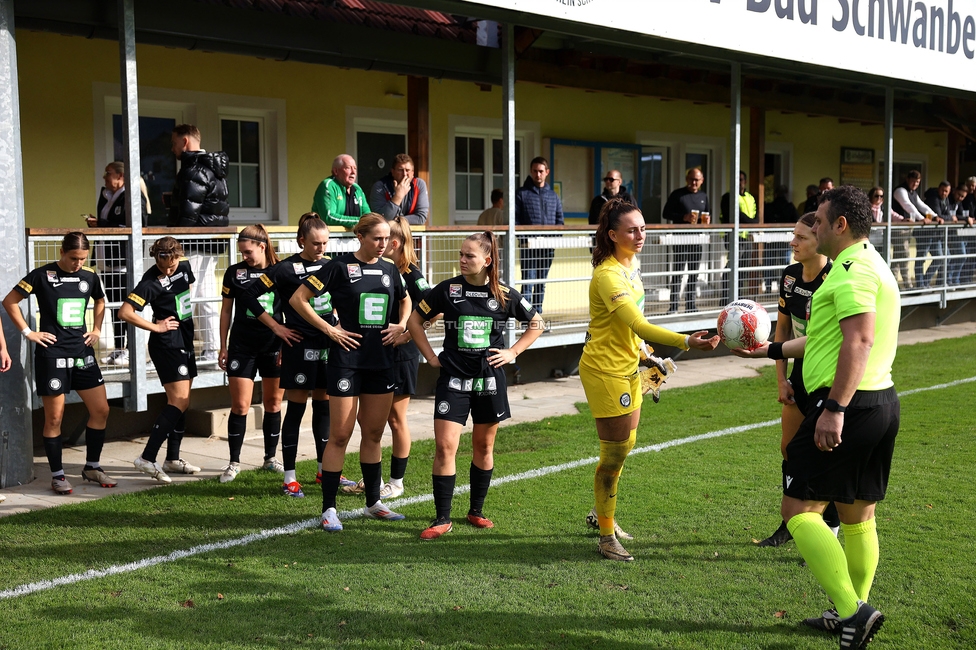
{"left": 311, "top": 154, "right": 369, "bottom": 227}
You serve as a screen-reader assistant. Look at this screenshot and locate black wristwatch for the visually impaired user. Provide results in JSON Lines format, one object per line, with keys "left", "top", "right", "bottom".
{"left": 824, "top": 398, "right": 847, "bottom": 413}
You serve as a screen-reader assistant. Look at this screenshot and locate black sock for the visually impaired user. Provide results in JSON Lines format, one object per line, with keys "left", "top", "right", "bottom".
{"left": 227, "top": 412, "right": 247, "bottom": 463}
{"left": 390, "top": 455, "right": 408, "bottom": 481}
{"left": 281, "top": 400, "right": 307, "bottom": 472}
{"left": 142, "top": 404, "right": 182, "bottom": 463}
{"left": 166, "top": 412, "right": 186, "bottom": 461}
{"left": 43, "top": 436, "right": 64, "bottom": 475}
{"left": 321, "top": 470, "right": 341, "bottom": 512}
{"left": 263, "top": 410, "right": 282, "bottom": 460}
{"left": 469, "top": 462, "right": 493, "bottom": 515}
{"left": 432, "top": 474, "right": 456, "bottom": 522}
{"left": 822, "top": 501, "right": 841, "bottom": 529}
{"left": 85, "top": 427, "right": 106, "bottom": 466}
{"left": 361, "top": 461, "right": 382, "bottom": 507}
{"left": 311, "top": 399, "right": 330, "bottom": 464}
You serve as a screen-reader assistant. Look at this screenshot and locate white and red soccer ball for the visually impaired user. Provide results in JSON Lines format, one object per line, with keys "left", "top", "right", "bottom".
{"left": 717, "top": 299, "right": 771, "bottom": 351}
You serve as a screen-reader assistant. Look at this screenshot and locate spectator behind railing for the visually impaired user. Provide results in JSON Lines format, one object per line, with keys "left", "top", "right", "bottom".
{"left": 477, "top": 189, "right": 506, "bottom": 226}
{"left": 515, "top": 156, "right": 563, "bottom": 313}
{"left": 868, "top": 186, "right": 911, "bottom": 289}
{"left": 893, "top": 170, "right": 937, "bottom": 290}
{"left": 86, "top": 161, "right": 148, "bottom": 366}
{"left": 368, "top": 153, "right": 430, "bottom": 226}
{"left": 662, "top": 166, "right": 710, "bottom": 314}
{"left": 947, "top": 184, "right": 972, "bottom": 286}
{"left": 312, "top": 154, "right": 370, "bottom": 228}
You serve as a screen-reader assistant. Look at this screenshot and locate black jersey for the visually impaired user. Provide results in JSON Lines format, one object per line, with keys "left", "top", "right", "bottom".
{"left": 304, "top": 253, "right": 406, "bottom": 370}
{"left": 124, "top": 260, "right": 196, "bottom": 349}
{"left": 396, "top": 263, "right": 431, "bottom": 361}
{"left": 221, "top": 260, "right": 282, "bottom": 354}
{"left": 778, "top": 260, "right": 832, "bottom": 339}
{"left": 241, "top": 253, "right": 333, "bottom": 339}
{"left": 15, "top": 262, "right": 105, "bottom": 358}
{"left": 416, "top": 276, "right": 536, "bottom": 377}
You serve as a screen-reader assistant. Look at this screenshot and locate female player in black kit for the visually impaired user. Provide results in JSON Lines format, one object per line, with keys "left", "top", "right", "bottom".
{"left": 240, "top": 213, "right": 348, "bottom": 497}
{"left": 217, "top": 223, "right": 287, "bottom": 482}
{"left": 3, "top": 232, "right": 113, "bottom": 494}
{"left": 121, "top": 236, "right": 202, "bottom": 483}
{"left": 291, "top": 213, "right": 411, "bottom": 531}
{"left": 407, "top": 231, "right": 545, "bottom": 540}
{"left": 757, "top": 212, "right": 840, "bottom": 547}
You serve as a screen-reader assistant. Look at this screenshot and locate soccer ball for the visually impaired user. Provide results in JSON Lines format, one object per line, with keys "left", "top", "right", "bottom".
{"left": 717, "top": 299, "right": 771, "bottom": 351}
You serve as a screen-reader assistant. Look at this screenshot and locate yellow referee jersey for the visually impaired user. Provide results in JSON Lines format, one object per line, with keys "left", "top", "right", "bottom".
{"left": 580, "top": 256, "right": 685, "bottom": 377}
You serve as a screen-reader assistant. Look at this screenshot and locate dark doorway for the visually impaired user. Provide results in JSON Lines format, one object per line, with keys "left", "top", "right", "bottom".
{"left": 357, "top": 132, "right": 407, "bottom": 203}
{"left": 113, "top": 115, "right": 177, "bottom": 226}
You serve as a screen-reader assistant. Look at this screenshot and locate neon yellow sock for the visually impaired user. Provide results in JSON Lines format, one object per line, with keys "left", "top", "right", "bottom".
{"left": 842, "top": 518, "right": 879, "bottom": 602}
{"left": 787, "top": 512, "right": 860, "bottom": 618}
{"left": 594, "top": 432, "right": 636, "bottom": 536}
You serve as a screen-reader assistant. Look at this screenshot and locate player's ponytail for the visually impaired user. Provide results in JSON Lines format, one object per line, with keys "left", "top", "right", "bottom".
{"left": 465, "top": 231, "right": 507, "bottom": 308}
{"left": 592, "top": 198, "right": 643, "bottom": 267}
{"left": 296, "top": 212, "right": 327, "bottom": 245}
{"left": 149, "top": 236, "right": 183, "bottom": 261}
{"left": 239, "top": 224, "right": 279, "bottom": 265}
{"left": 388, "top": 215, "right": 418, "bottom": 274}
{"left": 61, "top": 231, "right": 90, "bottom": 252}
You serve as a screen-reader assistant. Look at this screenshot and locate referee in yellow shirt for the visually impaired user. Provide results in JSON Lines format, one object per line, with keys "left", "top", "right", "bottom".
{"left": 579, "top": 198, "right": 719, "bottom": 561}
{"left": 736, "top": 186, "right": 900, "bottom": 649}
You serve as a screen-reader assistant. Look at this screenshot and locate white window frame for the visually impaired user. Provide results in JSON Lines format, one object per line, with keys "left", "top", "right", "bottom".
{"left": 449, "top": 115, "right": 540, "bottom": 225}
{"left": 93, "top": 83, "right": 287, "bottom": 224}
{"left": 218, "top": 112, "right": 269, "bottom": 221}
{"left": 345, "top": 106, "right": 408, "bottom": 159}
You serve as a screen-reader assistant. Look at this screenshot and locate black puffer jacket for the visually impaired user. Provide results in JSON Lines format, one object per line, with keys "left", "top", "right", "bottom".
{"left": 170, "top": 150, "right": 230, "bottom": 227}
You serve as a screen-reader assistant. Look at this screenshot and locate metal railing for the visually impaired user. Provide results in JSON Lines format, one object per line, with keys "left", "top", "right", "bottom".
{"left": 24, "top": 223, "right": 976, "bottom": 408}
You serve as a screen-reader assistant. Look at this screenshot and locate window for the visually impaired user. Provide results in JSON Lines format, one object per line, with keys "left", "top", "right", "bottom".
{"left": 455, "top": 136, "right": 486, "bottom": 211}
{"left": 221, "top": 117, "right": 263, "bottom": 209}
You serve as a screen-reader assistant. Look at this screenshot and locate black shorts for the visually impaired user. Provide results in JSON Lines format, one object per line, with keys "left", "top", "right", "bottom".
{"left": 226, "top": 348, "right": 281, "bottom": 380}
{"left": 327, "top": 365, "right": 396, "bottom": 397}
{"left": 149, "top": 344, "right": 197, "bottom": 385}
{"left": 393, "top": 355, "right": 420, "bottom": 397}
{"left": 279, "top": 338, "right": 329, "bottom": 390}
{"left": 434, "top": 366, "right": 510, "bottom": 426}
{"left": 34, "top": 350, "right": 104, "bottom": 396}
{"left": 784, "top": 387, "right": 900, "bottom": 504}
{"left": 789, "top": 360, "right": 809, "bottom": 414}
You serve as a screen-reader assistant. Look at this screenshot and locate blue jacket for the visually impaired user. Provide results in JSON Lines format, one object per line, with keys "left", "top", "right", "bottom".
{"left": 515, "top": 178, "right": 563, "bottom": 226}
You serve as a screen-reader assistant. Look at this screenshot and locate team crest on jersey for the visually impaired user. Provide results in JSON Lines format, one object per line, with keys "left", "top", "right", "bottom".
{"left": 178, "top": 365, "right": 189, "bottom": 376}
{"left": 293, "top": 262, "right": 305, "bottom": 275}
{"left": 449, "top": 284, "right": 463, "bottom": 297}
{"left": 448, "top": 377, "right": 462, "bottom": 390}
{"left": 381, "top": 274, "right": 391, "bottom": 287}
{"left": 49, "top": 378, "right": 62, "bottom": 391}
{"left": 417, "top": 277, "right": 430, "bottom": 291}
{"left": 47, "top": 271, "right": 58, "bottom": 282}
{"left": 158, "top": 275, "right": 171, "bottom": 287}
{"left": 620, "top": 393, "right": 631, "bottom": 407}
{"left": 347, "top": 264, "right": 362, "bottom": 278}
{"left": 783, "top": 275, "right": 796, "bottom": 293}
{"left": 236, "top": 269, "right": 248, "bottom": 281}
{"left": 77, "top": 281, "right": 89, "bottom": 293}
{"left": 295, "top": 373, "right": 307, "bottom": 385}
{"left": 230, "top": 360, "right": 240, "bottom": 371}
{"left": 437, "top": 401, "right": 450, "bottom": 414}
{"left": 487, "top": 298, "right": 499, "bottom": 311}
{"left": 337, "top": 378, "right": 351, "bottom": 392}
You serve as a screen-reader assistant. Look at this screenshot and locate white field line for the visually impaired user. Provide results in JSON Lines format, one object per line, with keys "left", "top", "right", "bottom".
{"left": 2, "top": 375, "right": 973, "bottom": 601}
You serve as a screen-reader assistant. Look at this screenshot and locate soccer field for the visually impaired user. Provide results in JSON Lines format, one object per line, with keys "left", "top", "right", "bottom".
{"left": 1, "top": 336, "right": 974, "bottom": 649}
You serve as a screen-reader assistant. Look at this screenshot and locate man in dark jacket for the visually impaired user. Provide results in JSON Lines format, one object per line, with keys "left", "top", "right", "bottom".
{"left": 662, "top": 167, "right": 710, "bottom": 313}
{"left": 588, "top": 169, "right": 634, "bottom": 224}
{"left": 515, "top": 156, "right": 563, "bottom": 313}
{"left": 169, "top": 124, "right": 230, "bottom": 361}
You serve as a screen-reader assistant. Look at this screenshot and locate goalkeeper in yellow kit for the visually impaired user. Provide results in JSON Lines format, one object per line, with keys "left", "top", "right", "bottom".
{"left": 579, "top": 198, "right": 719, "bottom": 561}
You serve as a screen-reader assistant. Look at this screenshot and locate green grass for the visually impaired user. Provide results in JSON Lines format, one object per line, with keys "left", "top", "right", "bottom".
{"left": 1, "top": 336, "right": 975, "bottom": 649}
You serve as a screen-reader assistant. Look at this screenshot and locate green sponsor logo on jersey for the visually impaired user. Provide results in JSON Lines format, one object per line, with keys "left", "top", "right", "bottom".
{"left": 246, "top": 291, "right": 275, "bottom": 318}
{"left": 175, "top": 290, "right": 192, "bottom": 321}
{"left": 359, "top": 293, "right": 388, "bottom": 325}
{"left": 310, "top": 292, "right": 332, "bottom": 316}
{"left": 416, "top": 277, "right": 430, "bottom": 291}
{"left": 458, "top": 315, "right": 492, "bottom": 349}
{"left": 56, "top": 298, "right": 87, "bottom": 327}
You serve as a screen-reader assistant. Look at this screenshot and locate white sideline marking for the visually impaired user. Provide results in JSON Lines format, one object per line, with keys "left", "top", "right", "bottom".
{"left": 2, "top": 376, "right": 972, "bottom": 601}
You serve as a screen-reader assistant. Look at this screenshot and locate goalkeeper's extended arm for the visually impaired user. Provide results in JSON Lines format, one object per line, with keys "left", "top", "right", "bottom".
{"left": 612, "top": 299, "right": 689, "bottom": 350}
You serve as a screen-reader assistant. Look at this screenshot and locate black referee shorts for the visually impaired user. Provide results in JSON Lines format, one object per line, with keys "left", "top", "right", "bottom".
{"left": 789, "top": 360, "right": 809, "bottom": 414}
{"left": 784, "top": 387, "right": 900, "bottom": 504}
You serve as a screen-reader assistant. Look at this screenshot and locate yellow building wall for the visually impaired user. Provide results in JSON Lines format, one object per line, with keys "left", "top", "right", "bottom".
{"left": 15, "top": 30, "right": 947, "bottom": 232}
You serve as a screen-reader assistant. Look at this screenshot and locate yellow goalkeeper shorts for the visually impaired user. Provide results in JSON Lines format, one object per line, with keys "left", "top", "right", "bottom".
{"left": 579, "top": 363, "right": 642, "bottom": 419}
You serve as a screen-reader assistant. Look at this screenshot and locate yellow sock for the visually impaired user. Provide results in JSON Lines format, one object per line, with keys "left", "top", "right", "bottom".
{"left": 788, "top": 512, "right": 860, "bottom": 618}
{"left": 594, "top": 430, "right": 636, "bottom": 536}
{"left": 842, "top": 518, "right": 879, "bottom": 602}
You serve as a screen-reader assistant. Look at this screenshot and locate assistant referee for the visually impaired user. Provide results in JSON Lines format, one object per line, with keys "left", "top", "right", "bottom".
{"left": 737, "top": 186, "right": 899, "bottom": 649}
